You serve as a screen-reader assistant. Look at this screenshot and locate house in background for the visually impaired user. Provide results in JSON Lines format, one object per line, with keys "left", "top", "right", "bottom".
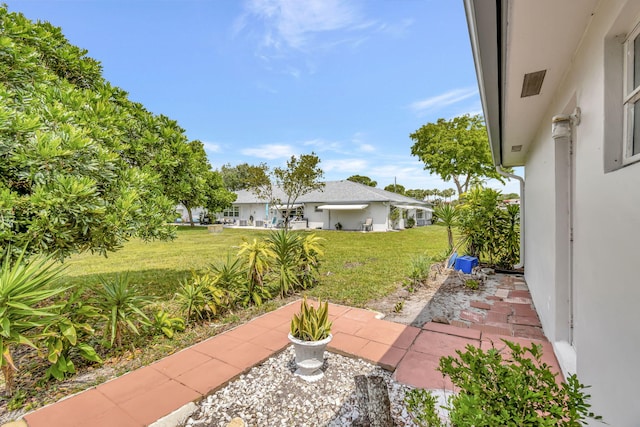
{"left": 465, "top": 0, "right": 640, "bottom": 423}
{"left": 227, "top": 180, "right": 433, "bottom": 231}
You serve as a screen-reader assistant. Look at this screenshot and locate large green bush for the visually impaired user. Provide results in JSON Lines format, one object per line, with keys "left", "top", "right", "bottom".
{"left": 405, "top": 340, "right": 602, "bottom": 426}
{"left": 457, "top": 187, "right": 519, "bottom": 268}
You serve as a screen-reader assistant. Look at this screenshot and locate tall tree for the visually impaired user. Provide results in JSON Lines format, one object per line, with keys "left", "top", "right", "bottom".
{"left": 347, "top": 175, "right": 377, "bottom": 187}
{"left": 384, "top": 183, "right": 406, "bottom": 195}
{"left": 405, "top": 189, "right": 428, "bottom": 200}
{"left": 248, "top": 154, "right": 324, "bottom": 225}
{"left": 410, "top": 114, "right": 509, "bottom": 196}
{"left": 220, "top": 163, "right": 266, "bottom": 191}
{"left": 164, "top": 141, "right": 235, "bottom": 226}
{"left": 0, "top": 7, "right": 221, "bottom": 257}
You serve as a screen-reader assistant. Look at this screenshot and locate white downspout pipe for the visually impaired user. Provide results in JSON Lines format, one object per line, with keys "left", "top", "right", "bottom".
{"left": 496, "top": 166, "right": 525, "bottom": 269}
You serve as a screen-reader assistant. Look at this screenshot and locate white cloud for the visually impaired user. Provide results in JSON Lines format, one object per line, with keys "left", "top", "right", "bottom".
{"left": 241, "top": 144, "right": 296, "bottom": 159}
{"left": 323, "top": 158, "right": 368, "bottom": 173}
{"left": 359, "top": 143, "right": 375, "bottom": 153}
{"left": 410, "top": 88, "right": 478, "bottom": 114}
{"left": 202, "top": 141, "right": 221, "bottom": 153}
{"left": 243, "top": 0, "right": 366, "bottom": 50}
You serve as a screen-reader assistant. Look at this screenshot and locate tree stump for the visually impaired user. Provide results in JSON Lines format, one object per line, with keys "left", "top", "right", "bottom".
{"left": 354, "top": 375, "right": 394, "bottom": 427}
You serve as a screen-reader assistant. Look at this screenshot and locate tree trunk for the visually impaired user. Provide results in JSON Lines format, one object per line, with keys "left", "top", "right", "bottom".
{"left": 452, "top": 176, "right": 464, "bottom": 196}
{"left": 354, "top": 375, "right": 394, "bottom": 427}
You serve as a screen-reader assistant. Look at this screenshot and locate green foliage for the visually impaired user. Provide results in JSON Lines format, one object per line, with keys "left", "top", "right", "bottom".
{"left": 347, "top": 175, "right": 377, "bottom": 187}
{"left": 405, "top": 189, "right": 428, "bottom": 200}
{"left": 410, "top": 114, "right": 510, "bottom": 195}
{"left": 221, "top": 162, "right": 270, "bottom": 191}
{"left": 405, "top": 388, "right": 444, "bottom": 427}
{"left": 267, "top": 229, "right": 302, "bottom": 298}
{"left": 457, "top": 187, "right": 520, "bottom": 268}
{"left": 92, "top": 274, "right": 152, "bottom": 348}
{"left": 43, "top": 289, "right": 102, "bottom": 381}
{"left": 464, "top": 279, "right": 479, "bottom": 290}
{"left": 433, "top": 204, "right": 459, "bottom": 251}
{"left": 297, "top": 233, "right": 324, "bottom": 290}
{"left": 237, "top": 238, "right": 274, "bottom": 306}
{"left": 384, "top": 183, "right": 406, "bottom": 195}
{"left": 166, "top": 140, "right": 236, "bottom": 226}
{"left": 248, "top": 153, "right": 324, "bottom": 225}
{"left": 290, "top": 297, "right": 332, "bottom": 341}
{"left": 0, "top": 247, "right": 69, "bottom": 392}
{"left": 406, "top": 217, "right": 416, "bottom": 228}
{"left": 175, "top": 280, "right": 208, "bottom": 324}
{"left": 0, "top": 6, "right": 190, "bottom": 259}
{"left": 394, "top": 300, "right": 404, "bottom": 313}
{"left": 335, "top": 222, "right": 343, "bottom": 230}
{"left": 150, "top": 310, "right": 185, "bottom": 339}
{"left": 405, "top": 340, "right": 602, "bottom": 426}
{"left": 408, "top": 253, "right": 432, "bottom": 288}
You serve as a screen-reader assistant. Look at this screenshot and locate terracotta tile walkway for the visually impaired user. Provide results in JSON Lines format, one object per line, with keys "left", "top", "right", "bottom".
{"left": 21, "top": 275, "right": 561, "bottom": 427}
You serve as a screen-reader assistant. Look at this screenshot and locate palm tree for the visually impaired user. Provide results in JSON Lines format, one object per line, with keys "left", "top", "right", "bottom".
{"left": 434, "top": 203, "right": 459, "bottom": 251}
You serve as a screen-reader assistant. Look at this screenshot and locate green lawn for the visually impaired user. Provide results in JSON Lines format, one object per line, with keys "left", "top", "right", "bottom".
{"left": 64, "top": 225, "right": 450, "bottom": 307}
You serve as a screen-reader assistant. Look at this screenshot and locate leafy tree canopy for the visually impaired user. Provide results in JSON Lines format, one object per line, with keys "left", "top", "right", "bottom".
{"left": 347, "top": 175, "right": 377, "bottom": 187}
{"left": 0, "top": 7, "right": 220, "bottom": 257}
{"left": 410, "top": 114, "right": 509, "bottom": 196}
{"left": 405, "top": 189, "right": 428, "bottom": 200}
{"left": 220, "top": 162, "right": 269, "bottom": 191}
{"left": 384, "top": 183, "right": 406, "bottom": 195}
{"left": 248, "top": 153, "right": 324, "bottom": 224}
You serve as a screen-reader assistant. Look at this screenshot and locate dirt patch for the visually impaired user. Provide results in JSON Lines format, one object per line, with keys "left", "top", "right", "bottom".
{"left": 368, "top": 264, "right": 502, "bottom": 328}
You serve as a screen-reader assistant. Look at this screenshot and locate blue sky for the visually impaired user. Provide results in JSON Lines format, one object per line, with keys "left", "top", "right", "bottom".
{"left": 7, "top": 0, "right": 520, "bottom": 195}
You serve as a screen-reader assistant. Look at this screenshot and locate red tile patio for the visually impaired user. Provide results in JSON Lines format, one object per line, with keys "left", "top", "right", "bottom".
{"left": 18, "top": 275, "right": 562, "bottom": 427}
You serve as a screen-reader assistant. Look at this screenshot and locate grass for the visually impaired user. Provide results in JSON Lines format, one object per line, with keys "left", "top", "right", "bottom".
{"left": 64, "top": 225, "right": 451, "bottom": 307}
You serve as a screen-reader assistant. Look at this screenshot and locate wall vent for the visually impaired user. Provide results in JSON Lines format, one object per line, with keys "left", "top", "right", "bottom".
{"left": 521, "top": 70, "right": 546, "bottom": 97}
{"left": 511, "top": 145, "right": 522, "bottom": 152}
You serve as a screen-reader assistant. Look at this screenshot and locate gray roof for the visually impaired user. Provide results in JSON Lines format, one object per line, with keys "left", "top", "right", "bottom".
{"left": 233, "top": 180, "right": 431, "bottom": 206}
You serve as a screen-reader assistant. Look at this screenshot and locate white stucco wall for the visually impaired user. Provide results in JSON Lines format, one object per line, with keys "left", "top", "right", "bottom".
{"left": 523, "top": 1, "right": 640, "bottom": 424}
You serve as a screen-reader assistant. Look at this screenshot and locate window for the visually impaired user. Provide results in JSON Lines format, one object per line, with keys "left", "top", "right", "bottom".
{"left": 222, "top": 206, "right": 239, "bottom": 217}
{"left": 624, "top": 22, "right": 640, "bottom": 164}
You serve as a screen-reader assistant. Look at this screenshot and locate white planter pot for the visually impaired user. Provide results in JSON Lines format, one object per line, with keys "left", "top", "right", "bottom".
{"left": 288, "top": 333, "right": 333, "bottom": 382}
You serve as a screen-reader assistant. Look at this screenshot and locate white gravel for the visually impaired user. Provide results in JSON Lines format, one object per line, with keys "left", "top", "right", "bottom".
{"left": 183, "top": 346, "right": 419, "bottom": 426}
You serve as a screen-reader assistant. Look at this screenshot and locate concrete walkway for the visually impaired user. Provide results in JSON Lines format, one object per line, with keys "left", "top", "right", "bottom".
{"left": 20, "top": 275, "right": 560, "bottom": 427}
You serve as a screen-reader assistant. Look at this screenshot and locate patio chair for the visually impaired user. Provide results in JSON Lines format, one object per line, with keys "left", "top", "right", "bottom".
{"left": 361, "top": 218, "right": 373, "bottom": 232}
{"left": 268, "top": 216, "right": 278, "bottom": 228}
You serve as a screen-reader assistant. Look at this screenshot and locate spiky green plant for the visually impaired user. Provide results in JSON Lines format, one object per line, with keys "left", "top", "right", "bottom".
{"left": 92, "top": 273, "right": 152, "bottom": 348}
{"left": 266, "top": 229, "right": 302, "bottom": 298}
{"left": 150, "top": 310, "right": 185, "bottom": 339}
{"left": 297, "top": 233, "right": 325, "bottom": 290}
{"left": 237, "top": 238, "right": 274, "bottom": 305}
{"left": 0, "top": 248, "right": 69, "bottom": 393}
{"left": 290, "top": 297, "right": 332, "bottom": 341}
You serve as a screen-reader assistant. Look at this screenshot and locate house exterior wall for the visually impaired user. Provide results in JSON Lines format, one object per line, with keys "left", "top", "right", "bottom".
{"left": 524, "top": 1, "right": 640, "bottom": 423}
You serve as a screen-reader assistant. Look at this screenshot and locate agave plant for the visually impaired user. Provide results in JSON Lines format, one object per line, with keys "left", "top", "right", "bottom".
{"left": 290, "top": 296, "right": 332, "bottom": 341}
{"left": 0, "top": 248, "right": 69, "bottom": 393}
{"left": 92, "top": 273, "right": 152, "bottom": 348}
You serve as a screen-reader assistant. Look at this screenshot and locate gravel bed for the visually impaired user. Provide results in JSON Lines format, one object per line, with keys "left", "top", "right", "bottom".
{"left": 183, "top": 346, "right": 418, "bottom": 426}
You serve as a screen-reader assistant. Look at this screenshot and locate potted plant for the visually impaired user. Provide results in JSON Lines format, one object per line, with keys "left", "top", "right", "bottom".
{"left": 288, "top": 296, "right": 333, "bottom": 381}
{"left": 335, "top": 222, "right": 342, "bottom": 230}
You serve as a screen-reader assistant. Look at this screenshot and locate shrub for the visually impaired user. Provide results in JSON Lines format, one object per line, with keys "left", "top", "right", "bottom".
{"left": 408, "top": 253, "right": 432, "bottom": 287}
{"left": 266, "top": 229, "right": 301, "bottom": 298}
{"left": 405, "top": 340, "right": 602, "bottom": 426}
{"left": 0, "top": 248, "right": 69, "bottom": 393}
{"left": 149, "top": 310, "right": 185, "bottom": 339}
{"left": 92, "top": 274, "right": 152, "bottom": 348}
{"left": 43, "top": 288, "right": 103, "bottom": 381}
{"left": 457, "top": 187, "right": 520, "bottom": 268}
{"left": 237, "top": 238, "right": 274, "bottom": 305}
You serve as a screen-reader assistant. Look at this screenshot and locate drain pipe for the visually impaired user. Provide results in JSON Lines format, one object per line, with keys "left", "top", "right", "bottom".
{"left": 496, "top": 166, "right": 525, "bottom": 269}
